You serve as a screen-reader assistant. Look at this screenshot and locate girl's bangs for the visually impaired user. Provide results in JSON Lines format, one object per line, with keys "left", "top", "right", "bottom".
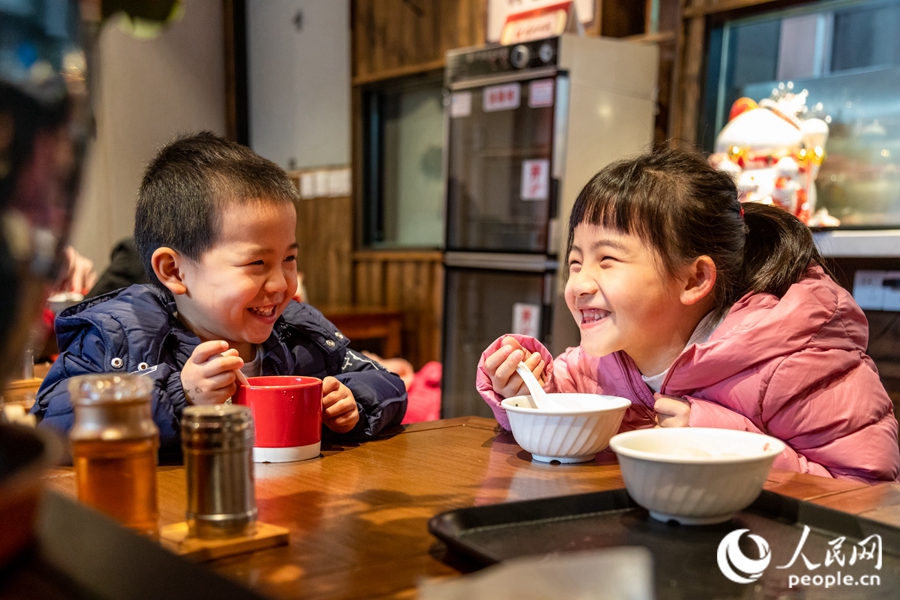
{"left": 572, "top": 185, "right": 655, "bottom": 245}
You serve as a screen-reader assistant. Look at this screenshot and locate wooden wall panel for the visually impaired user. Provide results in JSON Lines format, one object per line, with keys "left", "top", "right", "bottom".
{"left": 601, "top": 0, "right": 646, "bottom": 37}
{"left": 292, "top": 195, "right": 354, "bottom": 308}
{"left": 672, "top": 11, "right": 705, "bottom": 145}
{"left": 351, "top": 0, "right": 486, "bottom": 84}
{"left": 289, "top": 190, "right": 444, "bottom": 369}
{"left": 355, "top": 259, "right": 384, "bottom": 307}
{"left": 353, "top": 252, "right": 442, "bottom": 369}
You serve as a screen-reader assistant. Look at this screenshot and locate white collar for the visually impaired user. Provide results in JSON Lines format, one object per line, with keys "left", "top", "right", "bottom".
{"left": 640, "top": 311, "right": 723, "bottom": 391}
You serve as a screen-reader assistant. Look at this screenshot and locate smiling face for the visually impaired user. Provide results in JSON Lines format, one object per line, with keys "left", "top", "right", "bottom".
{"left": 173, "top": 200, "right": 298, "bottom": 361}
{"left": 564, "top": 224, "right": 700, "bottom": 376}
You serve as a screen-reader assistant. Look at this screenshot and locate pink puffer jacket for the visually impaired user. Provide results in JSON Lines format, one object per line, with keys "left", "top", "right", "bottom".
{"left": 477, "top": 267, "right": 900, "bottom": 484}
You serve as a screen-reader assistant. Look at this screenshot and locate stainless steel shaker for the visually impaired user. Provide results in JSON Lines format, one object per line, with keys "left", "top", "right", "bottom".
{"left": 181, "top": 404, "right": 257, "bottom": 538}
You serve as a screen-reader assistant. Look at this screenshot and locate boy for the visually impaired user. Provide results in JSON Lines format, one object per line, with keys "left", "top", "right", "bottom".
{"left": 32, "top": 132, "right": 407, "bottom": 452}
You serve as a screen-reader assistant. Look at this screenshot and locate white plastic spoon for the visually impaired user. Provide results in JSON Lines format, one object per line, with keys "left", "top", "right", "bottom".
{"left": 214, "top": 352, "right": 250, "bottom": 386}
{"left": 515, "top": 361, "right": 557, "bottom": 411}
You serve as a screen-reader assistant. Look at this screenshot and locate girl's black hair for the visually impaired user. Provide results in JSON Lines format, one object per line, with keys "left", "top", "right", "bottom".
{"left": 567, "top": 146, "right": 825, "bottom": 317}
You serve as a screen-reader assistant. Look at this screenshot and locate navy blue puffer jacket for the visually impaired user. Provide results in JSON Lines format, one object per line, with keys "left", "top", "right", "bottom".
{"left": 32, "top": 285, "right": 407, "bottom": 454}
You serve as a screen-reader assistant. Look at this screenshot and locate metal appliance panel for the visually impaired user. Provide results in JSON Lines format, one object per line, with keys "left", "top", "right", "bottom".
{"left": 446, "top": 38, "right": 560, "bottom": 85}
{"left": 439, "top": 35, "right": 659, "bottom": 419}
{"left": 445, "top": 78, "right": 555, "bottom": 253}
{"left": 441, "top": 266, "right": 555, "bottom": 419}
{"left": 445, "top": 77, "right": 557, "bottom": 253}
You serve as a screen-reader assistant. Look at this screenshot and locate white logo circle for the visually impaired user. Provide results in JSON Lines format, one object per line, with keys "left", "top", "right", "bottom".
{"left": 717, "top": 528, "right": 772, "bottom": 584}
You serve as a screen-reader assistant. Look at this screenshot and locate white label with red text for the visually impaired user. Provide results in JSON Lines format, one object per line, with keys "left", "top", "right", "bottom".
{"left": 483, "top": 83, "right": 521, "bottom": 112}
{"left": 521, "top": 159, "right": 550, "bottom": 201}
{"left": 529, "top": 79, "right": 555, "bottom": 107}
{"left": 512, "top": 303, "right": 541, "bottom": 337}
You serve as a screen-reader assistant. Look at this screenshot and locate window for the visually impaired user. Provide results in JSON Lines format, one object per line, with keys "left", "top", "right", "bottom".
{"left": 361, "top": 72, "right": 444, "bottom": 248}
{"left": 702, "top": 0, "right": 900, "bottom": 226}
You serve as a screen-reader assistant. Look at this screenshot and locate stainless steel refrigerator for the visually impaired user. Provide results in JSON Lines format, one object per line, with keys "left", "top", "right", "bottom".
{"left": 440, "top": 34, "right": 659, "bottom": 418}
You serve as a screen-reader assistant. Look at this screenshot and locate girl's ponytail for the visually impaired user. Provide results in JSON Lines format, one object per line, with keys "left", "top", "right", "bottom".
{"left": 741, "top": 202, "right": 825, "bottom": 298}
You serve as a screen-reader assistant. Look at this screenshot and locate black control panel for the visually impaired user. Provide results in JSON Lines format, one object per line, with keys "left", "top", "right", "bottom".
{"left": 446, "top": 37, "right": 559, "bottom": 84}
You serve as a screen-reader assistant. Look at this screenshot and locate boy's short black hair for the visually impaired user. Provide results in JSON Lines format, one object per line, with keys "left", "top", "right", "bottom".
{"left": 134, "top": 131, "right": 299, "bottom": 289}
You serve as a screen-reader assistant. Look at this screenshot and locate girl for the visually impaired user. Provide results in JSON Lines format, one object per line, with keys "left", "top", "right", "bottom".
{"left": 477, "top": 148, "right": 900, "bottom": 484}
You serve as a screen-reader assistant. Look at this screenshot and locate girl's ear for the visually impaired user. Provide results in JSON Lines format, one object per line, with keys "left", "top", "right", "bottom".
{"left": 151, "top": 247, "right": 188, "bottom": 296}
{"left": 680, "top": 255, "right": 716, "bottom": 306}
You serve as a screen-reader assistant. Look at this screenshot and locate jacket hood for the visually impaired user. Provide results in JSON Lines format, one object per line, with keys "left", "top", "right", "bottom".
{"left": 55, "top": 285, "right": 178, "bottom": 356}
{"left": 664, "top": 266, "right": 867, "bottom": 396}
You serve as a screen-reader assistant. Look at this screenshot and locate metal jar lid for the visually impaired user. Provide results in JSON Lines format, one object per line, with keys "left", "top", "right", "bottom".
{"left": 181, "top": 404, "right": 254, "bottom": 451}
{"left": 68, "top": 374, "right": 157, "bottom": 442}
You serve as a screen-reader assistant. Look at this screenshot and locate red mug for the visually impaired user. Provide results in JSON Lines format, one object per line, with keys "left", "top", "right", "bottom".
{"left": 233, "top": 376, "right": 322, "bottom": 463}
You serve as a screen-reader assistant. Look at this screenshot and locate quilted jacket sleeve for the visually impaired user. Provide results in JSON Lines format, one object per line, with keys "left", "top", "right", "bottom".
{"left": 330, "top": 349, "right": 407, "bottom": 440}
{"left": 32, "top": 325, "right": 186, "bottom": 454}
{"left": 475, "top": 335, "right": 583, "bottom": 430}
{"left": 689, "top": 350, "right": 900, "bottom": 484}
{"left": 687, "top": 398, "right": 836, "bottom": 479}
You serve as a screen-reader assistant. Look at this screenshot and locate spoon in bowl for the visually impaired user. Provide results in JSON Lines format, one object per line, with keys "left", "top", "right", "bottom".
{"left": 515, "top": 361, "right": 558, "bottom": 411}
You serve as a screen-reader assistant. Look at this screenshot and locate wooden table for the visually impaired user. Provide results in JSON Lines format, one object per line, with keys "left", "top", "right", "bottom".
{"left": 42, "top": 417, "right": 900, "bottom": 599}
{"left": 1, "top": 362, "right": 51, "bottom": 409}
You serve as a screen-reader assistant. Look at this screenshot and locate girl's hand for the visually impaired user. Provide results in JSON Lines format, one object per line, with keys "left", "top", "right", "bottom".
{"left": 654, "top": 393, "right": 691, "bottom": 428}
{"left": 322, "top": 376, "right": 359, "bottom": 433}
{"left": 483, "top": 336, "right": 546, "bottom": 399}
{"left": 181, "top": 340, "right": 244, "bottom": 405}
{"left": 53, "top": 246, "right": 98, "bottom": 295}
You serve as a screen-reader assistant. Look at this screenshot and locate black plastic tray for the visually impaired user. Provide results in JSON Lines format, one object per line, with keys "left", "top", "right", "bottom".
{"left": 429, "top": 489, "right": 900, "bottom": 599}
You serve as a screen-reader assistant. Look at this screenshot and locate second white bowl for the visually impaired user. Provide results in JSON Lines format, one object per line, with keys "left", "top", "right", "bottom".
{"left": 609, "top": 428, "right": 786, "bottom": 525}
{"left": 501, "top": 393, "right": 631, "bottom": 463}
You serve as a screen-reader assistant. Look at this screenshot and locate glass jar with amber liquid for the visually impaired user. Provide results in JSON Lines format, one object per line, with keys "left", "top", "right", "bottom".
{"left": 69, "top": 374, "right": 159, "bottom": 538}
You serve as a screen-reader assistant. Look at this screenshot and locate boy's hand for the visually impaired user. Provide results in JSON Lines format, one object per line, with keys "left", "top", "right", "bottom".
{"left": 483, "top": 336, "right": 546, "bottom": 399}
{"left": 654, "top": 393, "right": 691, "bottom": 428}
{"left": 322, "top": 376, "right": 359, "bottom": 434}
{"left": 181, "top": 340, "right": 245, "bottom": 405}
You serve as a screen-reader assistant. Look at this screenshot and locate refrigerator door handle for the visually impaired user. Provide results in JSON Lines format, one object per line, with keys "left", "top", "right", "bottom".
{"left": 444, "top": 252, "right": 558, "bottom": 272}
{"left": 447, "top": 66, "right": 559, "bottom": 91}
{"left": 549, "top": 177, "right": 560, "bottom": 219}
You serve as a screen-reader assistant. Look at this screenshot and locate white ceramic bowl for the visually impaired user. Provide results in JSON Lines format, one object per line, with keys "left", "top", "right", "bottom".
{"left": 500, "top": 394, "right": 631, "bottom": 464}
{"left": 47, "top": 291, "right": 83, "bottom": 314}
{"left": 609, "top": 428, "right": 786, "bottom": 525}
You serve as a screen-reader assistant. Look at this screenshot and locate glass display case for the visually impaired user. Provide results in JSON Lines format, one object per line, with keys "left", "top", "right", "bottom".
{"left": 702, "top": 0, "right": 900, "bottom": 232}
